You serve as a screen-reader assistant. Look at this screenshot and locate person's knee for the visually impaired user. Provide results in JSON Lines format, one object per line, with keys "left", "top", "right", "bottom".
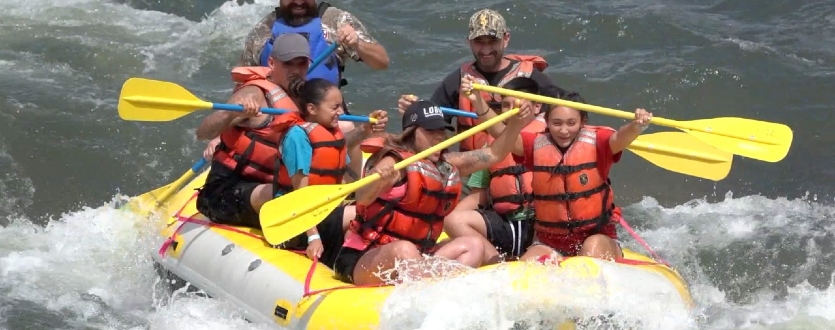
{"left": 583, "top": 234, "right": 615, "bottom": 248}
{"left": 248, "top": 183, "right": 274, "bottom": 212}
{"left": 443, "top": 211, "right": 466, "bottom": 232}
{"left": 443, "top": 210, "right": 480, "bottom": 234}
{"left": 456, "top": 236, "right": 485, "bottom": 256}
{"left": 581, "top": 234, "right": 621, "bottom": 259}
{"left": 521, "top": 244, "right": 558, "bottom": 262}
{"left": 387, "top": 240, "right": 422, "bottom": 259}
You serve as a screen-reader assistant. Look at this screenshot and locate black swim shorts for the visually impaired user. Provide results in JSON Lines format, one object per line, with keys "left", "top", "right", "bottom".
{"left": 478, "top": 209, "right": 535, "bottom": 258}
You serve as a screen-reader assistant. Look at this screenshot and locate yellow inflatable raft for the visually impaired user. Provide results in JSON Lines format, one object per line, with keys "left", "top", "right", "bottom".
{"left": 148, "top": 166, "right": 694, "bottom": 330}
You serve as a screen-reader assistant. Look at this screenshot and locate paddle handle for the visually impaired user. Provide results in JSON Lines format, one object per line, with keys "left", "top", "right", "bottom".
{"left": 471, "top": 83, "right": 764, "bottom": 143}
{"left": 154, "top": 158, "right": 209, "bottom": 206}
{"left": 440, "top": 107, "right": 477, "bottom": 119}
{"left": 210, "top": 103, "right": 376, "bottom": 123}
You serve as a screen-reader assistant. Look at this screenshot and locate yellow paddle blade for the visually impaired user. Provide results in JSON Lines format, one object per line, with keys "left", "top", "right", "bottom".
{"left": 118, "top": 78, "right": 213, "bottom": 122}
{"left": 628, "top": 132, "right": 733, "bottom": 181}
{"left": 677, "top": 117, "right": 792, "bottom": 163}
{"left": 261, "top": 181, "right": 364, "bottom": 245}
{"left": 260, "top": 108, "right": 523, "bottom": 245}
{"left": 471, "top": 83, "right": 793, "bottom": 163}
{"left": 124, "top": 158, "right": 207, "bottom": 215}
{"left": 125, "top": 182, "right": 176, "bottom": 215}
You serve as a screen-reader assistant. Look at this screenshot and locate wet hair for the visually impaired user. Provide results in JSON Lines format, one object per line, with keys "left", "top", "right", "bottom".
{"left": 501, "top": 77, "right": 549, "bottom": 113}
{"left": 363, "top": 128, "right": 418, "bottom": 170}
{"left": 295, "top": 78, "right": 339, "bottom": 119}
{"left": 502, "top": 77, "right": 540, "bottom": 94}
{"left": 543, "top": 90, "right": 589, "bottom": 122}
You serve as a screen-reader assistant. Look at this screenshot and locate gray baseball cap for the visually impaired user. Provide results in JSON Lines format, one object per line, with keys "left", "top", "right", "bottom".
{"left": 270, "top": 33, "right": 312, "bottom": 61}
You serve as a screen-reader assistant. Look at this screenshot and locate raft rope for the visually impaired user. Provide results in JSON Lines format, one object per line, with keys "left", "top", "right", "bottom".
{"left": 158, "top": 192, "right": 671, "bottom": 302}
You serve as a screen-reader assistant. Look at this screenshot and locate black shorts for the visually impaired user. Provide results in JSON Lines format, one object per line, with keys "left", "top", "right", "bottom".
{"left": 333, "top": 246, "right": 364, "bottom": 284}
{"left": 478, "top": 209, "right": 535, "bottom": 258}
{"left": 196, "top": 162, "right": 262, "bottom": 228}
{"left": 274, "top": 205, "right": 347, "bottom": 269}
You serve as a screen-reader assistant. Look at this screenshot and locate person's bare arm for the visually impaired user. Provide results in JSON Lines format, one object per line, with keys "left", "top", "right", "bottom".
{"left": 609, "top": 108, "right": 653, "bottom": 154}
{"left": 195, "top": 86, "right": 268, "bottom": 140}
{"left": 445, "top": 112, "right": 528, "bottom": 176}
{"left": 323, "top": 8, "right": 389, "bottom": 69}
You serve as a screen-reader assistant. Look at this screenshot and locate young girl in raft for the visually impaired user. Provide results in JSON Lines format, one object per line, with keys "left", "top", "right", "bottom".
{"left": 460, "top": 74, "right": 653, "bottom": 261}
{"left": 273, "top": 78, "right": 388, "bottom": 269}
{"left": 332, "top": 99, "right": 531, "bottom": 285}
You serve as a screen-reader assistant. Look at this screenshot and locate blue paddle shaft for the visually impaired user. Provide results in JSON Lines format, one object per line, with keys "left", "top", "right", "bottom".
{"left": 211, "top": 103, "right": 373, "bottom": 123}
{"left": 190, "top": 158, "right": 208, "bottom": 172}
{"left": 439, "top": 107, "right": 477, "bottom": 119}
{"left": 309, "top": 43, "right": 339, "bottom": 73}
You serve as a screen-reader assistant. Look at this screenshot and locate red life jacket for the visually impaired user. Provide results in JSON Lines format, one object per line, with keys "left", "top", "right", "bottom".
{"left": 486, "top": 117, "right": 546, "bottom": 215}
{"left": 349, "top": 137, "right": 462, "bottom": 252}
{"left": 530, "top": 126, "right": 616, "bottom": 235}
{"left": 273, "top": 112, "right": 348, "bottom": 193}
{"left": 213, "top": 67, "right": 299, "bottom": 183}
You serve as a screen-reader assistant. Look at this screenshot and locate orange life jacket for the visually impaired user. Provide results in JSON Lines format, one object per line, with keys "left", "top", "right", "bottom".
{"left": 530, "top": 126, "right": 616, "bottom": 235}
{"left": 457, "top": 54, "right": 549, "bottom": 152}
{"left": 273, "top": 112, "right": 347, "bottom": 194}
{"left": 213, "top": 67, "right": 300, "bottom": 183}
{"left": 350, "top": 137, "right": 463, "bottom": 252}
{"left": 486, "top": 117, "right": 547, "bottom": 215}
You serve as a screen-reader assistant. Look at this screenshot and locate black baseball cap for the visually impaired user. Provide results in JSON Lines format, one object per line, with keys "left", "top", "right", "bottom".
{"left": 402, "top": 100, "right": 454, "bottom": 131}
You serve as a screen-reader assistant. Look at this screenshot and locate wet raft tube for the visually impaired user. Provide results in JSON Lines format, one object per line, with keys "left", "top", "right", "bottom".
{"left": 152, "top": 168, "right": 694, "bottom": 330}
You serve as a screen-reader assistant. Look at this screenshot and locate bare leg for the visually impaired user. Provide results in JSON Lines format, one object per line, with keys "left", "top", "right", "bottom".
{"left": 341, "top": 205, "right": 356, "bottom": 231}
{"left": 519, "top": 244, "right": 562, "bottom": 262}
{"left": 431, "top": 236, "right": 485, "bottom": 268}
{"left": 443, "top": 210, "right": 501, "bottom": 265}
{"left": 249, "top": 183, "right": 274, "bottom": 213}
{"left": 352, "top": 240, "right": 423, "bottom": 285}
{"left": 577, "top": 234, "right": 622, "bottom": 260}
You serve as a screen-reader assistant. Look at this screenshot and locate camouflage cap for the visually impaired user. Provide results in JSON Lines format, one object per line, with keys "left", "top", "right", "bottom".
{"left": 467, "top": 9, "right": 508, "bottom": 40}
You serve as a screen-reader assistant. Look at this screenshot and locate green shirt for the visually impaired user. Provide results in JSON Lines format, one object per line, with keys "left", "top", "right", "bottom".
{"left": 466, "top": 142, "right": 492, "bottom": 189}
{"left": 466, "top": 169, "right": 490, "bottom": 189}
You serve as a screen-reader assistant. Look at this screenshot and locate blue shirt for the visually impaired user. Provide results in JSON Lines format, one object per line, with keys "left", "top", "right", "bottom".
{"left": 274, "top": 126, "right": 350, "bottom": 197}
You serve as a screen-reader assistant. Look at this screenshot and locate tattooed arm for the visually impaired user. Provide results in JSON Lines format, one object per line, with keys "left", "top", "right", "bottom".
{"left": 195, "top": 86, "right": 268, "bottom": 140}
{"left": 445, "top": 114, "right": 527, "bottom": 177}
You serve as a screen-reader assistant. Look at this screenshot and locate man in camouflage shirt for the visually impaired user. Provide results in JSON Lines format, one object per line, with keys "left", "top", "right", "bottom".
{"left": 238, "top": 0, "right": 389, "bottom": 81}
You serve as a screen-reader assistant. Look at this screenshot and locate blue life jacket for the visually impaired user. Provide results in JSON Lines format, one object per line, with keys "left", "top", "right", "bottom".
{"left": 259, "top": 3, "right": 345, "bottom": 87}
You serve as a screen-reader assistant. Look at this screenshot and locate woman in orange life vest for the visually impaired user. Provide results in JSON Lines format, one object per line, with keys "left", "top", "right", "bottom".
{"left": 271, "top": 78, "right": 387, "bottom": 265}
{"left": 461, "top": 76, "right": 654, "bottom": 261}
{"left": 443, "top": 76, "right": 546, "bottom": 265}
{"left": 332, "top": 99, "right": 530, "bottom": 285}
{"left": 195, "top": 32, "right": 311, "bottom": 230}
